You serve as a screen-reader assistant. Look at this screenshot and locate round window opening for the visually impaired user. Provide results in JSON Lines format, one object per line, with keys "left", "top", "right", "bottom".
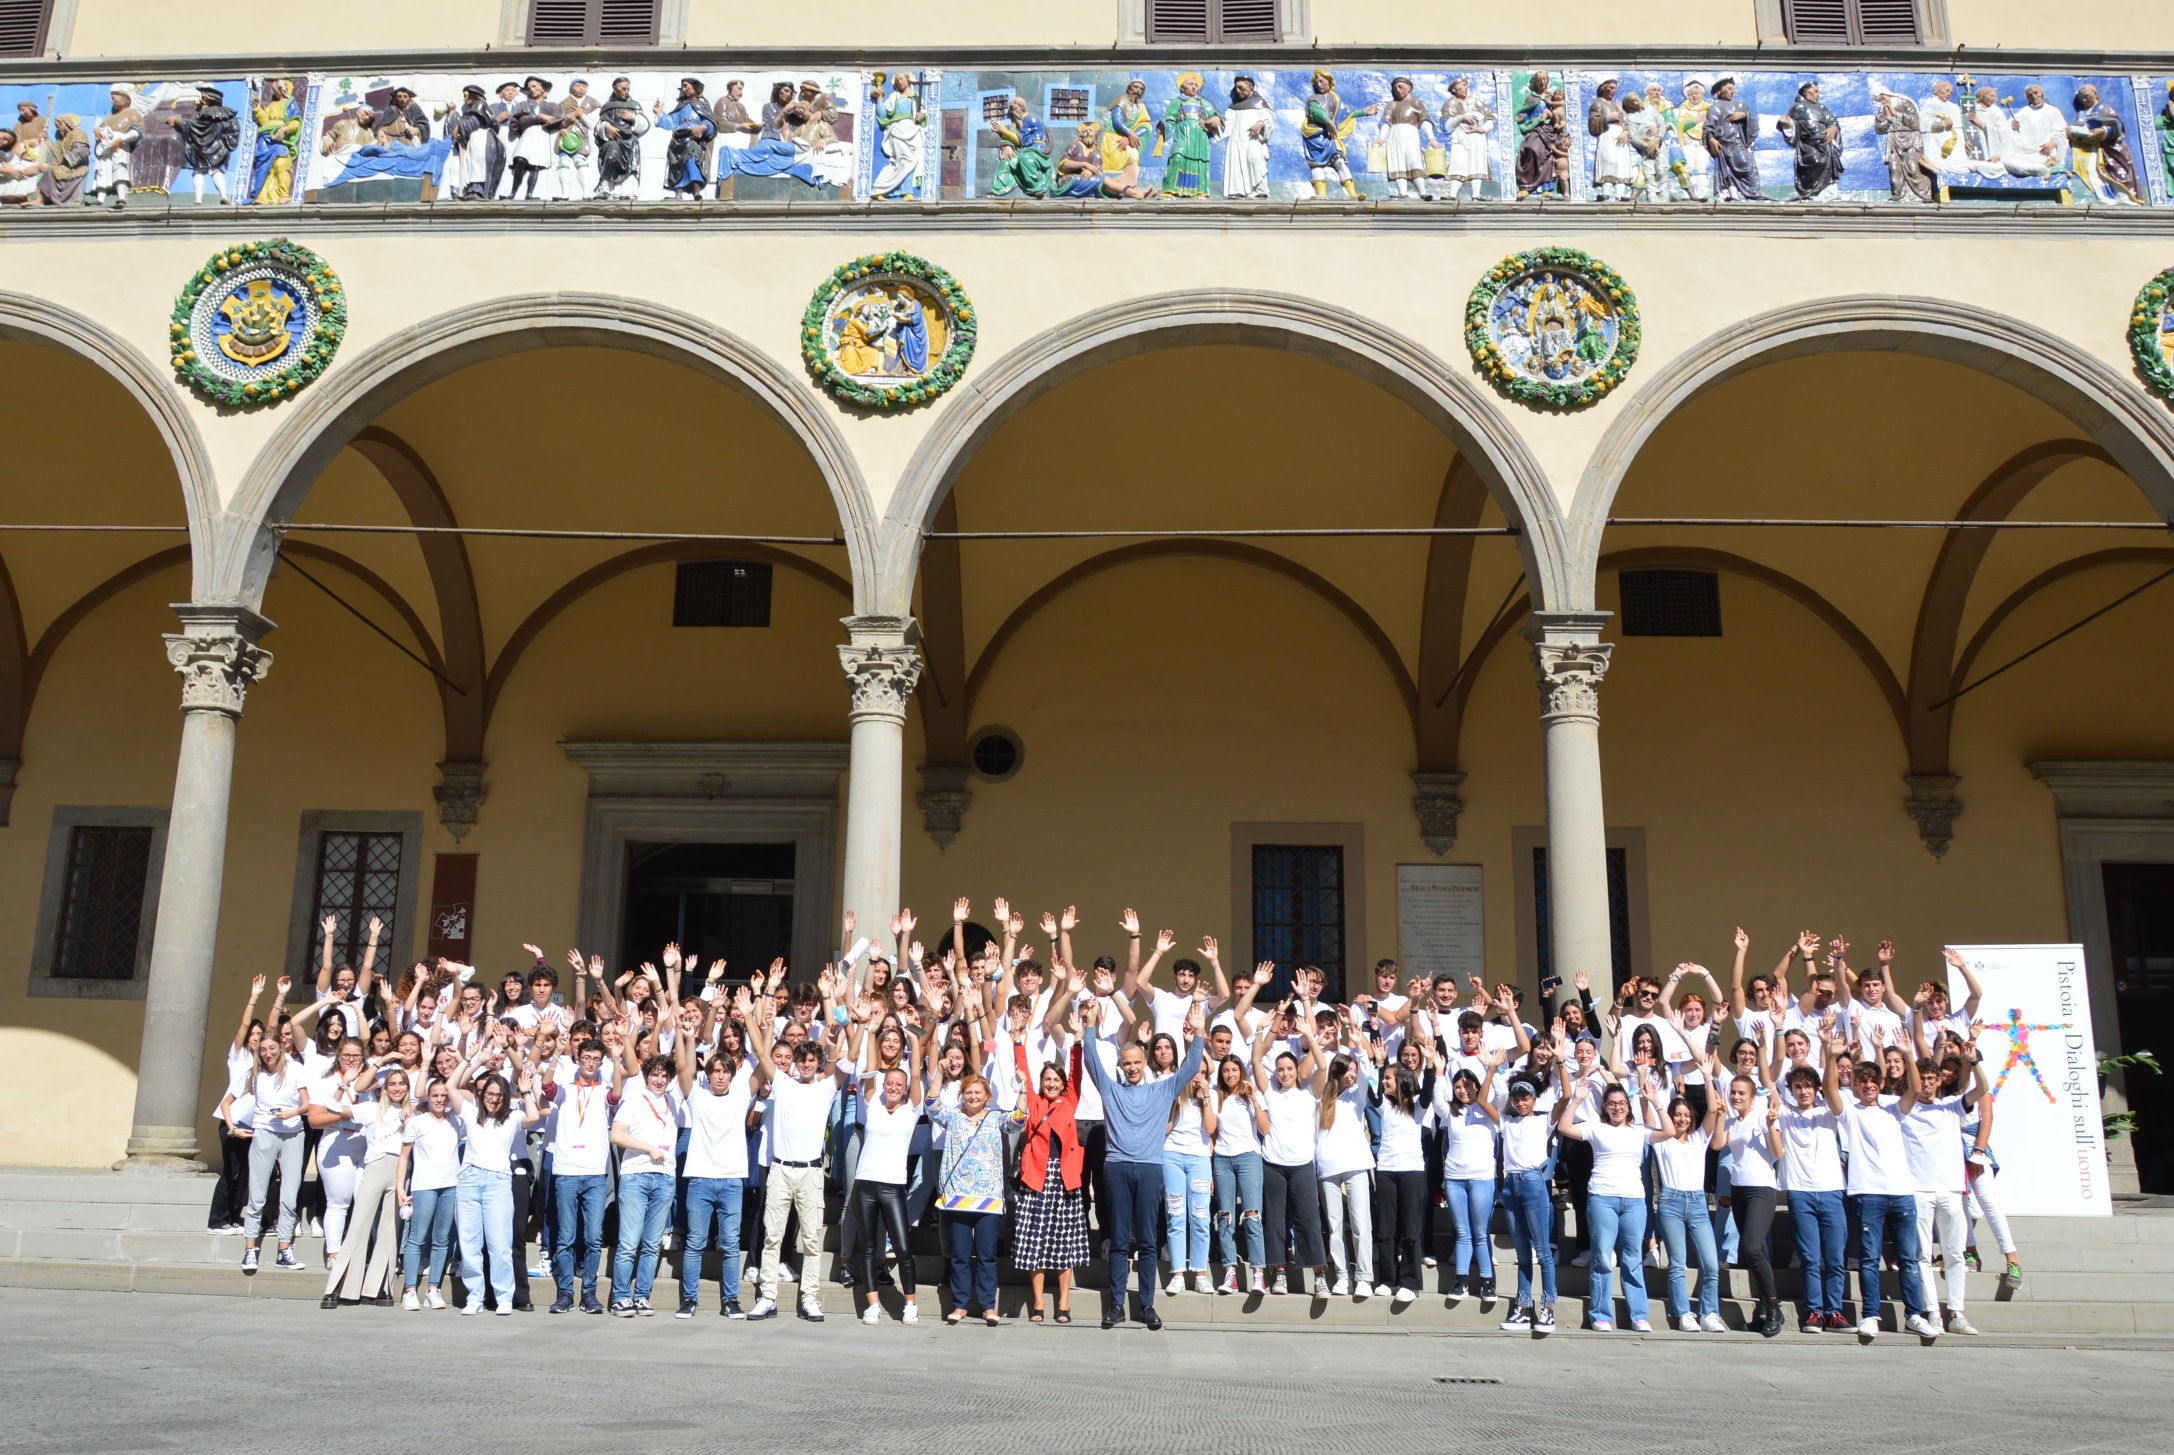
{"left": 969, "top": 726, "right": 1023, "bottom": 782}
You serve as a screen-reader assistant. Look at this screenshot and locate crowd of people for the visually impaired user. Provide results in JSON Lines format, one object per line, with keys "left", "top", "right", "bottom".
{"left": 208, "top": 904, "right": 2024, "bottom": 1340}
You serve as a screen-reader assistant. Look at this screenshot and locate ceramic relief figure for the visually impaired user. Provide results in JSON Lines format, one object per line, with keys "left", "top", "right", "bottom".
{"left": 1108, "top": 78, "right": 1156, "bottom": 164}
{"left": 653, "top": 77, "right": 716, "bottom": 199}
{"left": 2069, "top": 83, "right": 2142, "bottom": 203}
{"left": 1623, "top": 91, "right": 1672, "bottom": 201}
{"left": 871, "top": 72, "right": 926, "bottom": 199}
{"left": 989, "top": 95, "right": 1054, "bottom": 198}
{"left": 2158, "top": 81, "right": 2174, "bottom": 199}
{"left": 89, "top": 86, "right": 142, "bottom": 205}
{"left": 547, "top": 77, "right": 597, "bottom": 201}
{"left": 1302, "top": 69, "right": 1374, "bottom": 198}
{"left": 1376, "top": 76, "right": 1434, "bottom": 197}
{"left": 1159, "top": 71, "right": 1220, "bottom": 197}
{"left": 593, "top": 77, "right": 649, "bottom": 198}
{"left": 166, "top": 85, "right": 239, "bottom": 204}
{"left": 1587, "top": 75, "right": 1636, "bottom": 200}
{"left": 1223, "top": 74, "right": 1272, "bottom": 199}
{"left": 1872, "top": 87, "right": 1934, "bottom": 202}
{"left": 1776, "top": 80, "right": 1844, "bottom": 200}
{"left": 504, "top": 76, "right": 562, "bottom": 200}
{"left": 1705, "top": 74, "right": 1763, "bottom": 201}
{"left": 1053, "top": 118, "right": 1107, "bottom": 197}
{"left": 249, "top": 77, "right": 302, "bottom": 204}
{"left": 1513, "top": 73, "right": 1568, "bottom": 199}
{"left": 445, "top": 84, "right": 501, "bottom": 200}
{"left": 1436, "top": 76, "right": 1494, "bottom": 201}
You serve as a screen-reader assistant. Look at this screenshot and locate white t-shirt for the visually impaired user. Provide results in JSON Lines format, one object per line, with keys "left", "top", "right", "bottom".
{"left": 1439, "top": 1101, "right": 1501, "bottom": 1181}
{"left": 1618, "top": 1011, "right": 1689, "bottom": 1064}
{"left": 218, "top": 1047, "right": 254, "bottom": 1125}
{"left": 1839, "top": 1094, "right": 1914, "bottom": 1196}
{"left": 461, "top": 1103, "right": 526, "bottom": 1174}
{"left": 250, "top": 1064, "right": 309, "bottom": 1135}
{"left": 1147, "top": 986, "right": 1200, "bottom": 1040}
{"left": 613, "top": 1084, "right": 680, "bottom": 1176}
{"left": 683, "top": 1067, "right": 755, "bottom": 1181}
{"left": 403, "top": 1111, "right": 465, "bottom": 1191}
{"left": 1654, "top": 1129, "right": 1712, "bottom": 1193}
{"left": 768, "top": 1073, "right": 838, "bottom": 1164}
{"left": 1375, "top": 1098, "right": 1426, "bottom": 1173}
{"left": 548, "top": 1078, "right": 615, "bottom": 1177}
{"left": 1315, "top": 1087, "right": 1374, "bottom": 1178}
{"left": 1260, "top": 1086, "right": 1318, "bottom": 1166}
{"left": 1843, "top": 1000, "right": 1905, "bottom": 1059}
{"left": 1726, "top": 1110, "right": 1779, "bottom": 1189}
{"left": 1777, "top": 1105, "right": 1844, "bottom": 1192}
{"left": 858, "top": 1097, "right": 919, "bottom": 1184}
{"left": 1901, "top": 1093, "right": 1968, "bottom": 1194}
{"left": 1165, "top": 1095, "right": 1211, "bottom": 1157}
{"left": 1501, "top": 1113, "right": 1551, "bottom": 1176}
{"left": 363, "top": 1104, "right": 410, "bottom": 1164}
{"left": 1585, "top": 1121, "right": 1649, "bottom": 1199}
{"left": 1212, "top": 1091, "right": 1262, "bottom": 1156}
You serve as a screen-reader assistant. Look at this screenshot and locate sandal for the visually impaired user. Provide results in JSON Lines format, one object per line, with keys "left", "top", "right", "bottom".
{"left": 1028, "top": 1309, "right": 1045, "bottom": 1324}
{"left": 984, "top": 1312, "right": 1001, "bottom": 1327}
{"left": 944, "top": 1309, "right": 966, "bottom": 1325}
{"left": 1055, "top": 1308, "right": 1072, "bottom": 1324}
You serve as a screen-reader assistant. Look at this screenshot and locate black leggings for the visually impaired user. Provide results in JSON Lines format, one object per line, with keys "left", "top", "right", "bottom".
{"left": 1558, "top": 1138, "right": 1594, "bottom": 1250}
{"left": 1732, "top": 1185, "right": 1778, "bottom": 1301}
{"left": 854, "top": 1180, "right": 916, "bottom": 1295}
{"left": 1262, "top": 1160, "right": 1325, "bottom": 1270}
{"left": 1372, "top": 1169, "right": 1426, "bottom": 1291}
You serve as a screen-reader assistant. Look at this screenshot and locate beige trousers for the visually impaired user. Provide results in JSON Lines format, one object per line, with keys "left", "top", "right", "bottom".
{"left": 759, "top": 1164, "right": 826, "bottom": 1301}
{"left": 325, "top": 1155, "right": 401, "bottom": 1301}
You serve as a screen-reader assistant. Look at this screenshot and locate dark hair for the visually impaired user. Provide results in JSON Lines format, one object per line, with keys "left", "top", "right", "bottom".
{"left": 531, "top": 967, "right": 557, "bottom": 989}
{"left": 792, "top": 1042, "right": 822, "bottom": 1064}
{"left": 575, "top": 1038, "right": 605, "bottom": 1060}
{"left": 1173, "top": 958, "right": 1201, "bottom": 976}
{"left": 500, "top": 970, "right": 527, "bottom": 991}
{"left": 641, "top": 1054, "right": 673, "bottom": 1080}
{"left": 1665, "top": 1095, "right": 1693, "bottom": 1129}
{"left": 1457, "top": 1011, "right": 1483, "bottom": 1033}
{"left": 1214, "top": 1054, "right": 1248, "bottom": 1094}
{"left": 1381, "top": 1062, "right": 1420, "bottom": 1113}
{"left": 473, "top": 1073, "right": 514, "bottom": 1125}
{"left": 1149, "top": 1032, "right": 1179, "bottom": 1069}
{"left": 1016, "top": 957, "right": 1043, "bottom": 977}
{"left": 1631, "top": 1023, "right": 1663, "bottom": 1061}
{"left": 1784, "top": 1065, "right": 1820, "bottom": 1092}
{"left": 1092, "top": 955, "right": 1117, "bottom": 973}
{"left": 791, "top": 982, "right": 820, "bottom": 1006}
{"left": 1449, "top": 1068, "right": 1482, "bottom": 1104}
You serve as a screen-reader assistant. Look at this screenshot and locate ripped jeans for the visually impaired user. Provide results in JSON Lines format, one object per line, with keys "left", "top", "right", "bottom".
{"left": 1212, "top": 1150, "right": 1265, "bottom": 1267}
{"left": 1162, "top": 1150, "right": 1213, "bottom": 1274}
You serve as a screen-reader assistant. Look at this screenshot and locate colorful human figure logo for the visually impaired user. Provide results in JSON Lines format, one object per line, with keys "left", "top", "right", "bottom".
{"left": 1987, "top": 1005, "right": 2067, "bottom": 1102}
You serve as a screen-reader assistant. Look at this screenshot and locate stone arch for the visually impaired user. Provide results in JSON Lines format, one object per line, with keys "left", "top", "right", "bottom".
{"left": 0, "top": 291, "right": 220, "bottom": 590}
{"left": 878, "top": 289, "right": 1568, "bottom": 616}
{"left": 961, "top": 540, "right": 1418, "bottom": 738}
{"left": 214, "top": 294, "right": 878, "bottom": 611}
{"left": 1568, "top": 296, "right": 2174, "bottom": 598}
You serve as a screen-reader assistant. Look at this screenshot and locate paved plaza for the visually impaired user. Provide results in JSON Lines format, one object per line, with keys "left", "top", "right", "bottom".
{"left": 4, "top": 1288, "right": 2171, "bottom": 1455}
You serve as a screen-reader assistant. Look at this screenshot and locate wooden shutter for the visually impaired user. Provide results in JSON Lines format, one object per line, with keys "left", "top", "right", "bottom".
{"left": 1785, "top": 0, "right": 1919, "bottom": 43}
{"left": 0, "top": 0, "right": 51, "bottom": 57}
{"left": 527, "top": 0, "right": 657, "bottom": 45}
{"left": 1853, "top": 0, "right": 1922, "bottom": 42}
{"left": 1147, "top": 0, "right": 1212, "bottom": 43}
{"left": 1214, "top": 0, "right": 1281, "bottom": 41}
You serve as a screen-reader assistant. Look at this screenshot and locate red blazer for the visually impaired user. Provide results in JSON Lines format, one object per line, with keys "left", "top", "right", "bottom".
{"left": 1016, "top": 1040, "right": 1084, "bottom": 1192}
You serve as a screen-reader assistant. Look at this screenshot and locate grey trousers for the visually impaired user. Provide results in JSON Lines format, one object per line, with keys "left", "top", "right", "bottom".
{"left": 325, "top": 1156, "right": 401, "bottom": 1300}
{"left": 244, "top": 1128, "right": 304, "bottom": 1245}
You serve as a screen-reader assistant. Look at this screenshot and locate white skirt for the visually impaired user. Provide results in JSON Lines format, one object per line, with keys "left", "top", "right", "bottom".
{"left": 1384, "top": 122, "right": 1426, "bottom": 179}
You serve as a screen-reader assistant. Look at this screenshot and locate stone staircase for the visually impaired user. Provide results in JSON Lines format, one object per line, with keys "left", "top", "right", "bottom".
{"left": 3, "top": 1165, "right": 2169, "bottom": 1333}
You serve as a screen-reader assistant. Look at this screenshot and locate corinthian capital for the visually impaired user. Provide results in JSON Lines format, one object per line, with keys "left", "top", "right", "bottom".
{"left": 1523, "top": 611, "right": 1612, "bottom": 725}
{"left": 837, "top": 615, "right": 923, "bottom": 725}
{"left": 163, "top": 605, "right": 274, "bottom": 717}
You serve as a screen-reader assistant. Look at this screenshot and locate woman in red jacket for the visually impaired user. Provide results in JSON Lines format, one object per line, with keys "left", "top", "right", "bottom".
{"left": 1011, "top": 1039, "right": 1087, "bottom": 1323}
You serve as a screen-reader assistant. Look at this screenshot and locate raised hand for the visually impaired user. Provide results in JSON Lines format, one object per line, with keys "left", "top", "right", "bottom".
{"left": 1199, "top": 934, "right": 1219, "bottom": 961}
{"left": 321, "top": 914, "right": 337, "bottom": 940}
{"left": 1798, "top": 930, "right": 1821, "bottom": 959}
{"left": 1733, "top": 925, "right": 1749, "bottom": 952}
{"left": 1255, "top": 960, "right": 1275, "bottom": 984}
{"left": 1039, "top": 912, "right": 1059, "bottom": 939}
{"left": 953, "top": 896, "right": 971, "bottom": 924}
{"left": 522, "top": 942, "right": 544, "bottom": 961}
{"left": 567, "top": 948, "right": 586, "bottom": 975}
{"left": 992, "top": 896, "right": 1011, "bottom": 925}
{"left": 841, "top": 909, "right": 856, "bottom": 940}
{"left": 1007, "top": 914, "right": 1025, "bottom": 938}
{"left": 275, "top": 975, "right": 293, "bottom": 999}
{"left": 708, "top": 959, "right": 728, "bottom": 982}
{"left": 767, "top": 960, "right": 787, "bottom": 992}
{"left": 897, "top": 908, "right": 918, "bottom": 941}
{"left": 1119, "top": 907, "right": 1139, "bottom": 936}
{"left": 1155, "top": 929, "right": 1176, "bottom": 954}
{"left": 250, "top": 974, "right": 266, "bottom": 996}
{"left": 1060, "top": 905, "right": 1078, "bottom": 933}
{"left": 1573, "top": 970, "right": 1589, "bottom": 993}
{"left": 1876, "top": 939, "right": 1895, "bottom": 965}
{"left": 1943, "top": 947, "right": 1967, "bottom": 970}
{"left": 662, "top": 943, "right": 681, "bottom": 969}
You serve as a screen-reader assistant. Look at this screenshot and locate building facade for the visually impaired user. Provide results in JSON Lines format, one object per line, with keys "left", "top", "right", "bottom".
{"left": 0, "top": 0, "right": 2170, "bottom": 1190}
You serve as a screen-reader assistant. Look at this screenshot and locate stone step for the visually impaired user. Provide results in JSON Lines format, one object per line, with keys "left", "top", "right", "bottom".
{"left": 0, "top": 1169, "right": 218, "bottom": 1205}
{"left": 6, "top": 1256, "right": 2169, "bottom": 1336}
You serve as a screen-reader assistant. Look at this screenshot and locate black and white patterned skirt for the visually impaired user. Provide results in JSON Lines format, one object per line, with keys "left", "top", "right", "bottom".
{"left": 1009, "top": 1159, "right": 1089, "bottom": 1271}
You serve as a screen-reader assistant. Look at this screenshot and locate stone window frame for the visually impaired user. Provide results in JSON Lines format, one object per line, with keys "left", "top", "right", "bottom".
{"left": 28, "top": 805, "right": 169, "bottom": 1000}
{"left": 1228, "top": 821, "right": 1366, "bottom": 1003}
{"left": 1510, "top": 824, "right": 1651, "bottom": 1000}
{"left": 281, "top": 810, "right": 425, "bottom": 989}
{"left": 1754, "top": 0, "right": 1949, "bottom": 45}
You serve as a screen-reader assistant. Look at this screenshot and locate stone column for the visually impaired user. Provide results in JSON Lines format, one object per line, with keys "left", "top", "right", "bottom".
{"left": 837, "top": 616, "right": 922, "bottom": 956}
{"left": 120, "top": 606, "right": 272, "bottom": 1172}
{"left": 1525, "top": 611, "right": 1614, "bottom": 993}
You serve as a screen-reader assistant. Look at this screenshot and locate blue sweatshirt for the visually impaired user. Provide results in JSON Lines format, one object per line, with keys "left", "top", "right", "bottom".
{"left": 1082, "top": 1032, "right": 1206, "bottom": 1165}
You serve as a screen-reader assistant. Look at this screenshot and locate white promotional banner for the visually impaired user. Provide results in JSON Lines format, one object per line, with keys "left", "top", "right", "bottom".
{"left": 1947, "top": 944, "right": 2112, "bottom": 1217}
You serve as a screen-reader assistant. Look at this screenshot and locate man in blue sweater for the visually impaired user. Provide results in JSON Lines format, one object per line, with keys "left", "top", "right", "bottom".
{"left": 1081, "top": 996, "right": 1206, "bottom": 1329}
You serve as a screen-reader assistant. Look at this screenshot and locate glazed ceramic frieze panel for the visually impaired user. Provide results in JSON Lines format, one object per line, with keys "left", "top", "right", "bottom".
{"left": 0, "top": 76, "right": 308, "bottom": 207}
{"left": 2139, "top": 76, "right": 2174, "bottom": 207}
{"left": 299, "top": 69, "right": 862, "bottom": 203}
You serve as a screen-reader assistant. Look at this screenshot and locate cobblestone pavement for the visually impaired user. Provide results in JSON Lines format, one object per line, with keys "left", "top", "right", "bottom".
{"left": 6, "top": 1288, "right": 2169, "bottom": 1455}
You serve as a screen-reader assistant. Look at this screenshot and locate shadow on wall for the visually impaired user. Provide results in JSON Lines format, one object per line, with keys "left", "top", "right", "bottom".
{"left": 0, "top": 1028, "right": 134, "bottom": 1168}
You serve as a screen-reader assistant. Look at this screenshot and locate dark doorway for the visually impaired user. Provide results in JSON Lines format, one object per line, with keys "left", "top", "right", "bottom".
{"left": 622, "top": 842, "right": 795, "bottom": 982}
{"left": 2103, "top": 862, "right": 2174, "bottom": 1194}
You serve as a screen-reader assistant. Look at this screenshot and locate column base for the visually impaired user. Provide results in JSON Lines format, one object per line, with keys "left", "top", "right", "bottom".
{"left": 118, "top": 1124, "right": 205, "bottom": 1172}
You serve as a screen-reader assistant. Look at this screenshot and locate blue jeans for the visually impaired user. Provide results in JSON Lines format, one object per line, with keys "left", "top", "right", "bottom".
{"left": 454, "top": 1166, "right": 514, "bottom": 1309}
{"left": 1105, "top": 1158, "right": 1162, "bottom": 1312}
{"left": 1446, "top": 1175, "right": 1496, "bottom": 1279}
{"left": 552, "top": 1172, "right": 608, "bottom": 1296}
{"left": 671, "top": 1127, "right": 692, "bottom": 1233}
{"left": 1213, "top": 1151, "right": 1265, "bottom": 1267}
{"left": 681, "top": 1176, "right": 745, "bottom": 1305}
{"left": 1852, "top": 1191, "right": 1927, "bottom": 1320}
{"left": 1162, "top": 1151, "right": 1212, "bottom": 1274}
{"left": 1586, "top": 1192, "right": 1650, "bottom": 1326}
{"left": 1501, "top": 1171, "right": 1555, "bottom": 1307}
{"left": 613, "top": 1170, "right": 674, "bottom": 1303}
{"left": 945, "top": 1210, "right": 1002, "bottom": 1312}
{"left": 402, "top": 1185, "right": 456, "bottom": 1290}
{"left": 1791, "top": 1187, "right": 1848, "bottom": 1316}
{"left": 1714, "top": 1157, "right": 1740, "bottom": 1262}
{"left": 1655, "top": 1186, "right": 1718, "bottom": 1320}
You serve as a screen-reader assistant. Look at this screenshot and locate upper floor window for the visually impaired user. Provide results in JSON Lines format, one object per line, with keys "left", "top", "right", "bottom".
{"left": 1783, "top": 0, "right": 1921, "bottom": 44}
{"left": 1147, "top": 0, "right": 1282, "bottom": 44}
{"left": 0, "top": 0, "right": 52, "bottom": 57}
{"left": 30, "top": 807, "right": 167, "bottom": 999}
{"left": 526, "top": 0, "right": 661, "bottom": 46}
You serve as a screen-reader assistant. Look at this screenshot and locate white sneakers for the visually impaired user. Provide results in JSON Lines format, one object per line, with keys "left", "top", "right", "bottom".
{"left": 1905, "top": 1313, "right": 1941, "bottom": 1339}
{"left": 1329, "top": 1276, "right": 1350, "bottom": 1297}
{"left": 424, "top": 1288, "right": 447, "bottom": 1310}
{"left": 1166, "top": 1273, "right": 1186, "bottom": 1296}
{"left": 1392, "top": 1287, "right": 1416, "bottom": 1306}
{"left": 1857, "top": 1316, "right": 1881, "bottom": 1340}
{"left": 1250, "top": 1267, "right": 1267, "bottom": 1295}
{"left": 1352, "top": 1282, "right": 1370, "bottom": 1301}
{"left": 1676, "top": 1313, "right": 1702, "bottom": 1333}
{"left": 461, "top": 1300, "right": 486, "bottom": 1317}
{"left": 901, "top": 1301, "right": 919, "bottom": 1323}
{"left": 1371, "top": 1284, "right": 1394, "bottom": 1299}
{"left": 861, "top": 1305, "right": 883, "bottom": 1324}
{"left": 1271, "top": 1271, "right": 1288, "bottom": 1295}
{"left": 1193, "top": 1272, "right": 1215, "bottom": 1295}
{"left": 1946, "top": 1312, "right": 1978, "bottom": 1336}
{"left": 495, "top": 1302, "right": 514, "bottom": 1317}
{"left": 1312, "top": 1272, "right": 1331, "bottom": 1301}
{"left": 402, "top": 1289, "right": 421, "bottom": 1311}
{"left": 1699, "top": 1313, "right": 1727, "bottom": 1333}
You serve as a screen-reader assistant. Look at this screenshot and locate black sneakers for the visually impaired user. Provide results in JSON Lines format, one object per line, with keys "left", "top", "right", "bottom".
{"left": 676, "top": 1298, "right": 698, "bottom": 1319}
